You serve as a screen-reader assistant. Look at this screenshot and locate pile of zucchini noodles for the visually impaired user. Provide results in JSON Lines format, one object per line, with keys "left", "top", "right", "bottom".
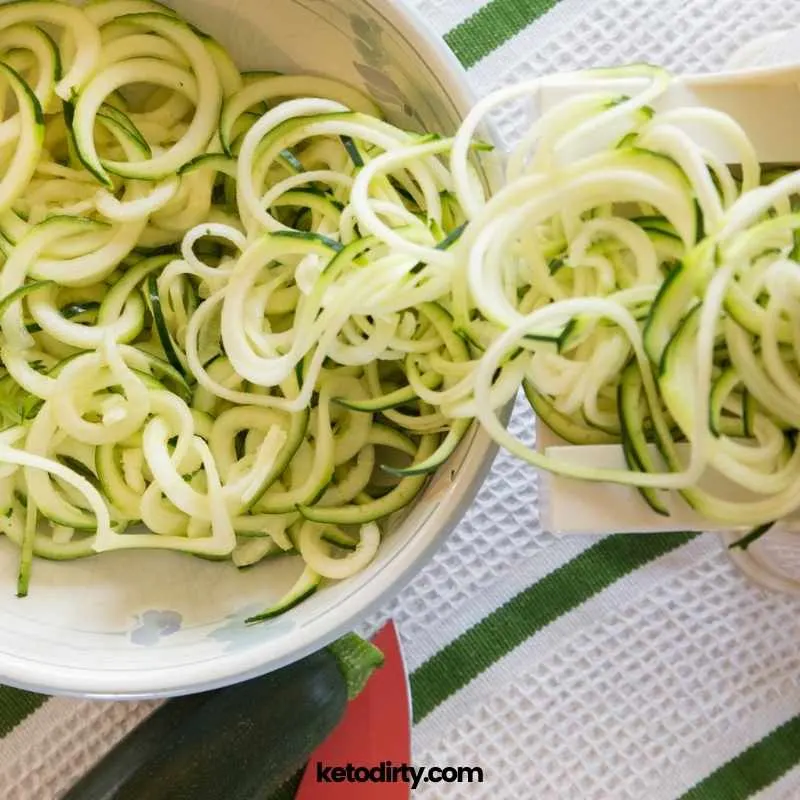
{"left": 449, "top": 65, "right": 800, "bottom": 539}
{"left": 1, "top": 1, "right": 796, "bottom": 617}
{"left": 0, "top": 0, "right": 479, "bottom": 618}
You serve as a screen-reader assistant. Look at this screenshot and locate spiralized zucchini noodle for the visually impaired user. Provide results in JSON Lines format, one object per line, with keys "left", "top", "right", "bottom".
{"left": 0, "top": 0, "right": 470, "bottom": 617}
{"left": 0, "top": 1, "right": 793, "bottom": 615}
{"left": 451, "top": 65, "right": 800, "bottom": 533}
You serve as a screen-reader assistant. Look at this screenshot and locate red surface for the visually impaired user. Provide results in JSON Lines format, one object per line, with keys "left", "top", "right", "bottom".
{"left": 296, "top": 622, "right": 411, "bottom": 799}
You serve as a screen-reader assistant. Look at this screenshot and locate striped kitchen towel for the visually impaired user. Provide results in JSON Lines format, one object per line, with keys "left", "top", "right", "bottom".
{"left": 3, "top": 1, "right": 800, "bottom": 798}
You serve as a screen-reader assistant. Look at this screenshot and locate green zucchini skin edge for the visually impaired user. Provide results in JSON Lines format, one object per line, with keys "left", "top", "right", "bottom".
{"left": 61, "top": 648, "right": 348, "bottom": 800}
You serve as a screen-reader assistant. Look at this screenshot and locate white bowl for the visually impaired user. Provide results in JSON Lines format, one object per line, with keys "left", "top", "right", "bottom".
{"left": 0, "top": 0, "right": 499, "bottom": 699}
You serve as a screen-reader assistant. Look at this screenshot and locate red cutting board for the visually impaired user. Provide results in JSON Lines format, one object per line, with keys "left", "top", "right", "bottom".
{"left": 295, "top": 621, "right": 412, "bottom": 799}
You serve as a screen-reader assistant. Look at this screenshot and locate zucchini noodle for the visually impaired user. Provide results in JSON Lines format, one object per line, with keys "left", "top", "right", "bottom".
{"left": 452, "top": 66, "right": 800, "bottom": 533}
{"left": 1, "top": 1, "right": 792, "bottom": 615}
{"left": 0, "top": 0, "right": 474, "bottom": 618}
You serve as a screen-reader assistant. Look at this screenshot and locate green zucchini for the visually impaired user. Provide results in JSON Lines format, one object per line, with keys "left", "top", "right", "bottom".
{"left": 61, "top": 635, "right": 384, "bottom": 800}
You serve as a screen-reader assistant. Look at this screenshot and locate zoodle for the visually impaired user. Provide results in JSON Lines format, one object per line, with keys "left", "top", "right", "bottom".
{"left": 0, "top": 1, "right": 796, "bottom": 617}
{"left": 0, "top": 0, "right": 475, "bottom": 617}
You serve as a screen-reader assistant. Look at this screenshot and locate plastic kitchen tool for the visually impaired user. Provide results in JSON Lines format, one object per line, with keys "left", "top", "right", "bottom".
{"left": 533, "top": 49, "right": 800, "bottom": 595}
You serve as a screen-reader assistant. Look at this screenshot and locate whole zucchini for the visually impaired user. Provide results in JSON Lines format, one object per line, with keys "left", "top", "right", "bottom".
{"left": 63, "top": 635, "right": 383, "bottom": 800}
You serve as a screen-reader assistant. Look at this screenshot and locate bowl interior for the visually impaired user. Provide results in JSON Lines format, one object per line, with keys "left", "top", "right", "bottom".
{"left": 0, "top": 0, "right": 497, "bottom": 698}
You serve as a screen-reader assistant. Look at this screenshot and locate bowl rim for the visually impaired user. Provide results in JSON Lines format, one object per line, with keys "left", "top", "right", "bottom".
{"left": 0, "top": 0, "right": 503, "bottom": 700}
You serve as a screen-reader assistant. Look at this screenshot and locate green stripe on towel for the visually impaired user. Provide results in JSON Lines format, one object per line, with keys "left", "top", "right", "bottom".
{"left": 410, "top": 532, "right": 698, "bottom": 724}
{"left": 445, "top": 0, "right": 563, "bottom": 69}
{"left": 0, "top": 687, "right": 48, "bottom": 737}
{"left": 680, "top": 713, "right": 800, "bottom": 800}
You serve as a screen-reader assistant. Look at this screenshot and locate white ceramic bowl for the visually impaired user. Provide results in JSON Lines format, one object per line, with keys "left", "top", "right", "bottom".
{"left": 0, "top": 0, "right": 499, "bottom": 699}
